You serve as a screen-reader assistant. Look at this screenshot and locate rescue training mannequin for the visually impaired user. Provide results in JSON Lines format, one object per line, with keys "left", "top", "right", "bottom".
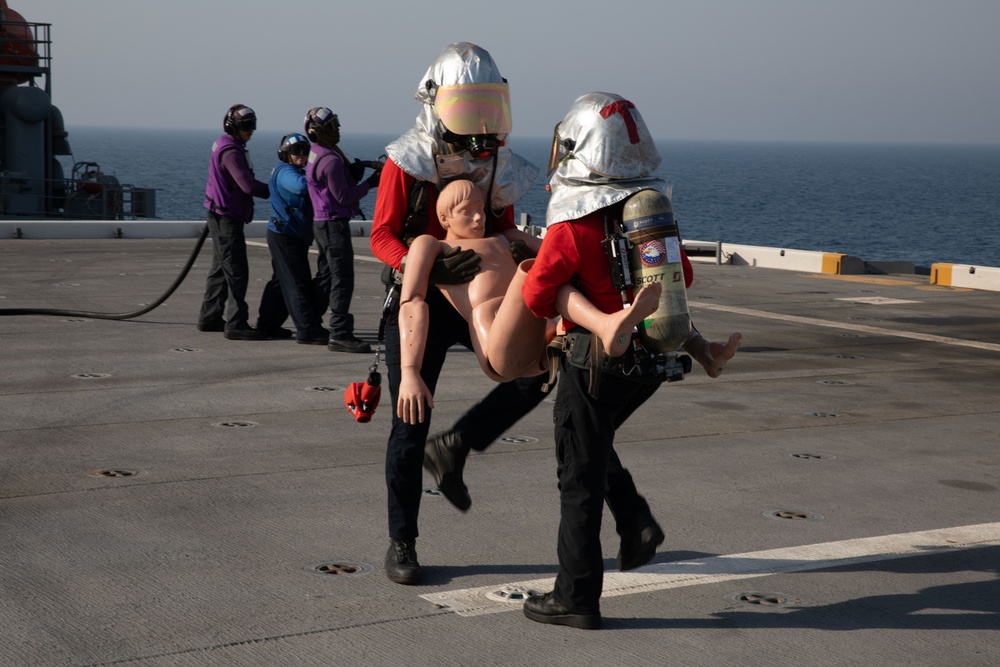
{"left": 395, "top": 179, "right": 663, "bottom": 424}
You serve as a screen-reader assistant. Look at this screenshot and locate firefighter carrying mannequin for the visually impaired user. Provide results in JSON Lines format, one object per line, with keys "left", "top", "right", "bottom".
{"left": 369, "top": 42, "right": 545, "bottom": 585}
{"left": 521, "top": 92, "right": 741, "bottom": 629}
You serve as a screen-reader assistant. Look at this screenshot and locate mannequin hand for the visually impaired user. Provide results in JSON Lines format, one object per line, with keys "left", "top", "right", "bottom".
{"left": 429, "top": 246, "right": 480, "bottom": 284}
{"left": 398, "top": 370, "right": 433, "bottom": 425}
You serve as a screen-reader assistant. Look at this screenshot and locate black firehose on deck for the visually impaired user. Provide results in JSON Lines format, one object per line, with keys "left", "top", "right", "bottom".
{"left": 0, "top": 225, "right": 209, "bottom": 320}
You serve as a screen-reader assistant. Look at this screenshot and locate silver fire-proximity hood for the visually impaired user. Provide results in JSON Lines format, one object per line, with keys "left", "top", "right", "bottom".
{"left": 546, "top": 91, "right": 669, "bottom": 225}
{"left": 385, "top": 42, "right": 537, "bottom": 210}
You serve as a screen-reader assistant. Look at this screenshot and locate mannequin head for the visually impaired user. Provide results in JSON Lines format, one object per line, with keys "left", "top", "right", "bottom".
{"left": 437, "top": 179, "right": 486, "bottom": 240}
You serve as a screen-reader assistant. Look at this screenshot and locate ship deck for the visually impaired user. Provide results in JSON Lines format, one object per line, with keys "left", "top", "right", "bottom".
{"left": 1, "top": 236, "right": 998, "bottom": 666}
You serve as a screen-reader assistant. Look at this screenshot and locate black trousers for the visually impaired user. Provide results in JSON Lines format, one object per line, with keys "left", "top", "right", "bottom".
{"left": 258, "top": 229, "right": 324, "bottom": 338}
{"left": 383, "top": 284, "right": 548, "bottom": 540}
{"left": 199, "top": 211, "right": 251, "bottom": 330}
{"left": 551, "top": 357, "right": 661, "bottom": 613}
{"left": 313, "top": 218, "right": 356, "bottom": 340}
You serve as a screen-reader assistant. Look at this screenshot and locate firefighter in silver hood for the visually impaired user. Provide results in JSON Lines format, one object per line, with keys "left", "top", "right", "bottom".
{"left": 520, "top": 92, "right": 741, "bottom": 628}
{"left": 369, "top": 42, "right": 544, "bottom": 586}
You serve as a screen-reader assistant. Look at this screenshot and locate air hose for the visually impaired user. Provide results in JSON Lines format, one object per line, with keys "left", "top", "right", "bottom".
{"left": 0, "top": 224, "right": 210, "bottom": 319}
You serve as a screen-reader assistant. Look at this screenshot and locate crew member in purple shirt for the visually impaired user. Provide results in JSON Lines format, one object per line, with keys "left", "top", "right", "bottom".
{"left": 304, "top": 107, "right": 381, "bottom": 353}
{"left": 198, "top": 104, "right": 272, "bottom": 340}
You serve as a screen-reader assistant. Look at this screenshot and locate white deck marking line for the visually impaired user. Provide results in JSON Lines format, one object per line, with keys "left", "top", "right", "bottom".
{"left": 246, "top": 247, "right": 999, "bottom": 350}
{"left": 836, "top": 296, "right": 920, "bottom": 305}
{"left": 420, "top": 522, "right": 1000, "bottom": 617}
{"left": 689, "top": 300, "right": 1000, "bottom": 353}
{"left": 248, "top": 240, "right": 384, "bottom": 262}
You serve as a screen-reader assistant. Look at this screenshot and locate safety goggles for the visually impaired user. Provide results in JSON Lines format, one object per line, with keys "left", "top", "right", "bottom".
{"left": 234, "top": 118, "right": 257, "bottom": 132}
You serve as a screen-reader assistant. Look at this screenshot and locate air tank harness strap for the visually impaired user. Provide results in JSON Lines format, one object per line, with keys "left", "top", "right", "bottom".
{"left": 562, "top": 329, "right": 674, "bottom": 397}
{"left": 541, "top": 335, "right": 567, "bottom": 394}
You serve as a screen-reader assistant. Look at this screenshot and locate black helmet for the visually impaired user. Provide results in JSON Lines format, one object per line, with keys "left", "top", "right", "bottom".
{"left": 303, "top": 107, "right": 339, "bottom": 143}
{"left": 224, "top": 104, "right": 257, "bottom": 136}
{"left": 277, "top": 133, "right": 311, "bottom": 163}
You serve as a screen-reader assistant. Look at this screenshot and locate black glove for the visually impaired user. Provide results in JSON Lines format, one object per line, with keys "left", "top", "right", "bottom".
{"left": 509, "top": 239, "right": 537, "bottom": 265}
{"left": 349, "top": 159, "right": 366, "bottom": 182}
{"left": 366, "top": 170, "right": 381, "bottom": 189}
{"left": 428, "top": 246, "right": 480, "bottom": 285}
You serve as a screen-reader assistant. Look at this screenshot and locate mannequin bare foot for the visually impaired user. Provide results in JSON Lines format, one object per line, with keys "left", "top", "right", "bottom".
{"left": 601, "top": 283, "right": 662, "bottom": 357}
{"left": 687, "top": 331, "right": 742, "bottom": 378}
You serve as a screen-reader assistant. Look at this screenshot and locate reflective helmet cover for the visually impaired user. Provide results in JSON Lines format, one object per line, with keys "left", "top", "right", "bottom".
{"left": 417, "top": 42, "right": 512, "bottom": 136}
{"left": 224, "top": 104, "right": 257, "bottom": 136}
{"left": 303, "top": 107, "right": 339, "bottom": 141}
{"left": 548, "top": 92, "right": 660, "bottom": 180}
{"left": 277, "top": 133, "right": 310, "bottom": 163}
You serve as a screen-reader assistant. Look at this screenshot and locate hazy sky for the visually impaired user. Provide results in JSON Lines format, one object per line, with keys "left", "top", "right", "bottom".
{"left": 25, "top": 0, "right": 1000, "bottom": 144}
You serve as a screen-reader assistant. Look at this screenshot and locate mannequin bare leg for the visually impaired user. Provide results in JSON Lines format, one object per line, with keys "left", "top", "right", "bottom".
{"left": 557, "top": 282, "right": 662, "bottom": 357}
{"left": 485, "top": 259, "right": 551, "bottom": 380}
{"left": 683, "top": 330, "right": 742, "bottom": 378}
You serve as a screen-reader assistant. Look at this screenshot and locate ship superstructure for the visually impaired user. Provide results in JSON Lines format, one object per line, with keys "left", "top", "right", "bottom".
{"left": 0, "top": 0, "right": 154, "bottom": 219}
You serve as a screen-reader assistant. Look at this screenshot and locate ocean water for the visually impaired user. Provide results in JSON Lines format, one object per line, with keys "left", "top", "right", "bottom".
{"left": 65, "top": 127, "right": 1000, "bottom": 269}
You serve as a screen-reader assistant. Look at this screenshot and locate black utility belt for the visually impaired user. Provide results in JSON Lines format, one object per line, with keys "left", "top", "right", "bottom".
{"left": 561, "top": 329, "right": 689, "bottom": 384}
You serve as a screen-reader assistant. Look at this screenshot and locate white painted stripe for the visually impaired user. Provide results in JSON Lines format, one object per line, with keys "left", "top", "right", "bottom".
{"left": 689, "top": 300, "right": 1000, "bottom": 353}
{"left": 420, "top": 522, "right": 1000, "bottom": 617}
{"left": 242, "top": 251, "right": 1000, "bottom": 349}
{"left": 246, "top": 239, "right": 383, "bottom": 262}
{"left": 835, "top": 296, "right": 919, "bottom": 305}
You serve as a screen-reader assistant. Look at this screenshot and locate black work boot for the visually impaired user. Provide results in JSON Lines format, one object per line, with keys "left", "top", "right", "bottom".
{"left": 523, "top": 592, "right": 602, "bottom": 630}
{"left": 385, "top": 539, "right": 421, "bottom": 585}
{"left": 617, "top": 522, "right": 665, "bottom": 571}
{"left": 423, "top": 431, "right": 471, "bottom": 511}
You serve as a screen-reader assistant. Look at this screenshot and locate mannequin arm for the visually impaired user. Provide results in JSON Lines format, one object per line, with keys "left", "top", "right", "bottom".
{"left": 396, "top": 234, "right": 441, "bottom": 424}
{"left": 397, "top": 298, "right": 433, "bottom": 424}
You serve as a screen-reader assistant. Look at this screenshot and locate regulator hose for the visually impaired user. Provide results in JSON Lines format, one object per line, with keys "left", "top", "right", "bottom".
{"left": 0, "top": 225, "right": 210, "bottom": 320}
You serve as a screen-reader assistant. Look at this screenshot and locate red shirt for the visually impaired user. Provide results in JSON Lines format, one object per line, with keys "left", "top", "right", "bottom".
{"left": 369, "top": 158, "right": 515, "bottom": 270}
{"left": 523, "top": 211, "right": 693, "bottom": 328}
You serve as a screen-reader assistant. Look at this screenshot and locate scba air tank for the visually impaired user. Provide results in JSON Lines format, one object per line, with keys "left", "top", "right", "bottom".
{"left": 621, "top": 189, "right": 691, "bottom": 354}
